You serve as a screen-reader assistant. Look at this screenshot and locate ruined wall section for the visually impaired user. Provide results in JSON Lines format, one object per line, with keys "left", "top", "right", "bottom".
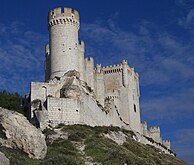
{"left": 48, "top": 7, "right": 80, "bottom": 79}
{"left": 31, "top": 82, "right": 49, "bottom": 119}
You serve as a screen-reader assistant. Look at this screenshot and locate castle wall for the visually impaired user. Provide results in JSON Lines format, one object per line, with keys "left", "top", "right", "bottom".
{"left": 79, "top": 94, "right": 111, "bottom": 126}
{"left": 85, "top": 57, "right": 94, "bottom": 89}
{"left": 30, "top": 82, "right": 48, "bottom": 118}
{"left": 94, "top": 64, "right": 105, "bottom": 106}
{"left": 78, "top": 41, "right": 85, "bottom": 81}
{"left": 100, "top": 63, "right": 141, "bottom": 133}
{"left": 103, "top": 65, "right": 123, "bottom": 96}
{"left": 162, "top": 140, "right": 171, "bottom": 150}
{"left": 48, "top": 8, "right": 80, "bottom": 79}
{"left": 138, "top": 134, "right": 174, "bottom": 155}
{"left": 127, "top": 69, "right": 141, "bottom": 133}
{"left": 110, "top": 101, "right": 123, "bottom": 127}
{"left": 149, "top": 126, "right": 162, "bottom": 143}
{"left": 47, "top": 97, "right": 80, "bottom": 125}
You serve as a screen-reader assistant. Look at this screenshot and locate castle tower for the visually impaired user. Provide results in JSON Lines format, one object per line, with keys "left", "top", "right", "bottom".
{"left": 48, "top": 7, "right": 80, "bottom": 79}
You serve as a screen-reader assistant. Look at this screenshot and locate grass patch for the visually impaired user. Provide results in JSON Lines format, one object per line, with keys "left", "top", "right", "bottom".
{"left": 0, "top": 125, "right": 188, "bottom": 165}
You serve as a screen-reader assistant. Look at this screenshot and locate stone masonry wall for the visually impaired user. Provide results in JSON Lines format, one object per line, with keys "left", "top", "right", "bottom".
{"left": 47, "top": 97, "right": 80, "bottom": 125}
{"left": 79, "top": 94, "right": 111, "bottom": 126}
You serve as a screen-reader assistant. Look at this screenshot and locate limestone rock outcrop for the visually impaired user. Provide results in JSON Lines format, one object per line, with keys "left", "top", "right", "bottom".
{"left": 63, "top": 69, "right": 80, "bottom": 78}
{"left": 0, "top": 107, "right": 47, "bottom": 159}
{"left": 0, "top": 152, "right": 10, "bottom": 165}
{"left": 60, "top": 76, "right": 81, "bottom": 99}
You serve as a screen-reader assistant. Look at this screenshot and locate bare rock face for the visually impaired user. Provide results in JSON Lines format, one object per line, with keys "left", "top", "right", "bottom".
{"left": 0, "top": 152, "right": 10, "bottom": 165}
{"left": 0, "top": 107, "right": 47, "bottom": 159}
{"left": 63, "top": 70, "right": 80, "bottom": 79}
{"left": 102, "top": 131, "right": 127, "bottom": 145}
{"left": 60, "top": 76, "right": 81, "bottom": 99}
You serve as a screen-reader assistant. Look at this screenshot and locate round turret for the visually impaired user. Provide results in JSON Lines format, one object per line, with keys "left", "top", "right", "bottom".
{"left": 48, "top": 7, "right": 80, "bottom": 79}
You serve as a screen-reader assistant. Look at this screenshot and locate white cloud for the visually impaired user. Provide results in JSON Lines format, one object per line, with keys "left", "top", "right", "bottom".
{"left": 0, "top": 22, "right": 47, "bottom": 94}
{"left": 81, "top": 19, "right": 194, "bottom": 86}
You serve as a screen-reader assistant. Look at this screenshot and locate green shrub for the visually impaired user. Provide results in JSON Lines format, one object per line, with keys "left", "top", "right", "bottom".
{"left": 0, "top": 91, "right": 24, "bottom": 114}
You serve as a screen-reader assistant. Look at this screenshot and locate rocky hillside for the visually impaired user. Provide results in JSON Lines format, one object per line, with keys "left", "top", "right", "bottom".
{"left": 0, "top": 110, "right": 188, "bottom": 165}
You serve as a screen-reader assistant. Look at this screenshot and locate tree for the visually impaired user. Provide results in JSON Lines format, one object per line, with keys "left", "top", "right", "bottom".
{"left": 0, "top": 91, "right": 24, "bottom": 114}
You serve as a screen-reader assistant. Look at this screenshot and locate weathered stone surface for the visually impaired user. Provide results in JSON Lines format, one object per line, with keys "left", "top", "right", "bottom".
{"left": 103, "top": 131, "right": 127, "bottom": 145}
{"left": 61, "top": 85, "right": 81, "bottom": 98}
{"left": 63, "top": 70, "right": 80, "bottom": 79}
{"left": 0, "top": 151, "right": 10, "bottom": 165}
{"left": 0, "top": 107, "right": 47, "bottom": 159}
{"left": 60, "top": 77, "right": 81, "bottom": 98}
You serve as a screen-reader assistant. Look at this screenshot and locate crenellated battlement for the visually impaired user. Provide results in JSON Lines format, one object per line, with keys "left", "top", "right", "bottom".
{"left": 95, "top": 64, "right": 102, "bottom": 73}
{"left": 102, "top": 63, "right": 122, "bottom": 75}
{"left": 78, "top": 40, "right": 85, "bottom": 52}
{"left": 105, "top": 95, "right": 119, "bottom": 100}
{"left": 162, "top": 140, "right": 171, "bottom": 149}
{"left": 122, "top": 59, "right": 128, "bottom": 65}
{"left": 149, "top": 126, "right": 160, "bottom": 132}
{"left": 102, "top": 64, "right": 122, "bottom": 69}
{"left": 48, "top": 7, "right": 80, "bottom": 29}
{"left": 163, "top": 140, "right": 170, "bottom": 143}
{"left": 85, "top": 57, "right": 94, "bottom": 63}
{"left": 142, "top": 121, "right": 147, "bottom": 126}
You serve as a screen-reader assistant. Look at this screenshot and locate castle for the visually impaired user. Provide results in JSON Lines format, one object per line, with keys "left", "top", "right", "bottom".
{"left": 29, "top": 7, "right": 173, "bottom": 155}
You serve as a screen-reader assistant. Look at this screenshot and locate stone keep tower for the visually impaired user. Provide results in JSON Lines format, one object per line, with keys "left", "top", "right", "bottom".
{"left": 45, "top": 8, "right": 80, "bottom": 80}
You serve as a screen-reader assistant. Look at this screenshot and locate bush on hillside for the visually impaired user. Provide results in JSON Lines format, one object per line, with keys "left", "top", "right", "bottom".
{"left": 0, "top": 90, "right": 24, "bottom": 114}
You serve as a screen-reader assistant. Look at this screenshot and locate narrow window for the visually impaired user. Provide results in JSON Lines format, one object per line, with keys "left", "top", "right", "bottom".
{"left": 134, "top": 104, "right": 137, "bottom": 112}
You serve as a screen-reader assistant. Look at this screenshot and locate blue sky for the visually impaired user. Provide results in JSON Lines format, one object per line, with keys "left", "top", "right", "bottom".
{"left": 0, "top": 0, "right": 194, "bottom": 164}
